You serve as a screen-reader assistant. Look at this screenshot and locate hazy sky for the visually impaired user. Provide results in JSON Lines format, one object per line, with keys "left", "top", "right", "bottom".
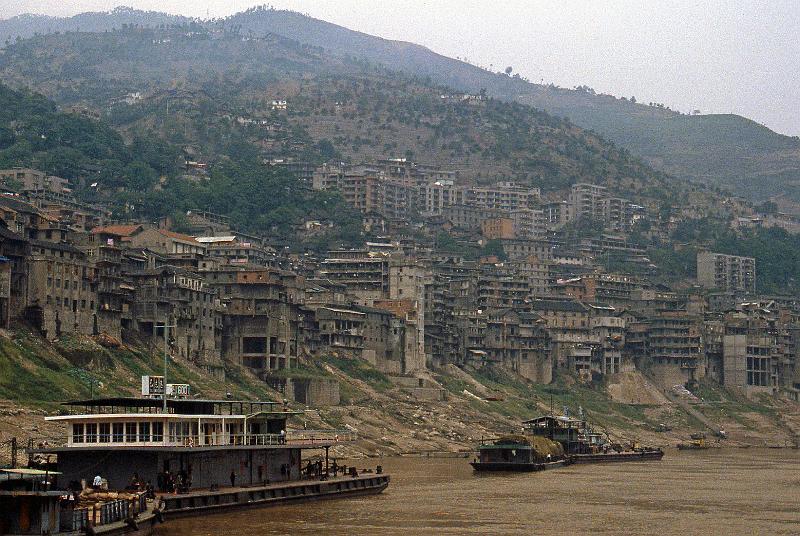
{"left": 3, "top": 0, "right": 799, "bottom": 136}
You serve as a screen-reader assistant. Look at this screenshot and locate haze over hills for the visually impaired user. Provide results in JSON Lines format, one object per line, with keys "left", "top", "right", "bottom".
{"left": 0, "top": 23, "right": 669, "bottom": 196}
{"left": 1, "top": 6, "right": 799, "bottom": 204}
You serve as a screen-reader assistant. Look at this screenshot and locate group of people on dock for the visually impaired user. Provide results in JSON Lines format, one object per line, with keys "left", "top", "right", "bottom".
{"left": 156, "top": 468, "right": 192, "bottom": 494}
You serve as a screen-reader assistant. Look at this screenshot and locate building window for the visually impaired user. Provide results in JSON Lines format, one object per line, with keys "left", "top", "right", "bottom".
{"left": 747, "top": 356, "right": 770, "bottom": 387}
{"left": 72, "top": 423, "right": 84, "bottom": 443}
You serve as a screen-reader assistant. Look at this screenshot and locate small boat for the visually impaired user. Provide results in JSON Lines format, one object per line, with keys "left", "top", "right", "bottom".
{"left": 677, "top": 434, "right": 713, "bottom": 450}
{"left": 470, "top": 436, "right": 568, "bottom": 472}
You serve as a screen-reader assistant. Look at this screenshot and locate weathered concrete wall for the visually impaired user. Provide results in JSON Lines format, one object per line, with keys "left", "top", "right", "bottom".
{"left": 267, "top": 377, "right": 340, "bottom": 406}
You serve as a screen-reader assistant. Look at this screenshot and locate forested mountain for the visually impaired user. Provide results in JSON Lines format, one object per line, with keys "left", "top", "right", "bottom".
{"left": 2, "top": 6, "right": 799, "bottom": 203}
{"left": 0, "top": 80, "right": 363, "bottom": 248}
{"left": 0, "top": 24, "right": 674, "bottom": 200}
{"left": 0, "top": 6, "right": 188, "bottom": 44}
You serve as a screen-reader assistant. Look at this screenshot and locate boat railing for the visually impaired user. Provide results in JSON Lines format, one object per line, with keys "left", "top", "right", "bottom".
{"left": 288, "top": 429, "right": 357, "bottom": 443}
{"left": 56, "top": 430, "right": 357, "bottom": 448}
{"left": 63, "top": 493, "right": 147, "bottom": 532}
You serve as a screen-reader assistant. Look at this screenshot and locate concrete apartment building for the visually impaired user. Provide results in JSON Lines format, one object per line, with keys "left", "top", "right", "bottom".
{"left": 130, "top": 266, "right": 222, "bottom": 370}
{"left": 721, "top": 312, "right": 778, "bottom": 395}
{"left": 466, "top": 182, "right": 540, "bottom": 212}
{"left": 645, "top": 311, "right": 705, "bottom": 388}
{"left": 208, "top": 267, "right": 303, "bottom": 373}
{"left": 484, "top": 309, "right": 552, "bottom": 383}
{"left": 480, "top": 217, "right": 515, "bottom": 240}
{"left": 0, "top": 168, "right": 70, "bottom": 194}
{"left": 25, "top": 240, "right": 98, "bottom": 338}
{"left": 697, "top": 251, "right": 756, "bottom": 293}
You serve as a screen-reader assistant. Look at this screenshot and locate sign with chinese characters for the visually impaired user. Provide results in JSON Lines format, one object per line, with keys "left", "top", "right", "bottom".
{"left": 141, "top": 375, "right": 165, "bottom": 396}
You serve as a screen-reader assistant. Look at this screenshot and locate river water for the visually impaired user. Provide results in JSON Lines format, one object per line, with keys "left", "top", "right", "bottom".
{"left": 159, "top": 449, "right": 800, "bottom": 535}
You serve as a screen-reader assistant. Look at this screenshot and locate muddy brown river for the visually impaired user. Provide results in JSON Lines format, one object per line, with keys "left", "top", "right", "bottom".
{"left": 158, "top": 449, "right": 800, "bottom": 535}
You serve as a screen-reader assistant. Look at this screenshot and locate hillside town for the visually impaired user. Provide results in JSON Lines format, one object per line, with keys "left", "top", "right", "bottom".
{"left": 0, "top": 162, "right": 796, "bottom": 407}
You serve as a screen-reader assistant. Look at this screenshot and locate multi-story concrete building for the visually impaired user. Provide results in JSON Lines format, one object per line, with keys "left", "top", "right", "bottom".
{"left": 645, "top": 311, "right": 704, "bottom": 388}
{"left": 129, "top": 228, "right": 207, "bottom": 256}
{"left": 0, "top": 168, "right": 70, "bottom": 194}
{"left": 130, "top": 266, "right": 221, "bottom": 371}
{"left": 318, "top": 251, "right": 390, "bottom": 306}
{"left": 25, "top": 240, "right": 98, "bottom": 338}
{"left": 569, "top": 183, "right": 608, "bottom": 221}
{"left": 207, "top": 266, "right": 303, "bottom": 373}
{"left": 481, "top": 218, "right": 515, "bottom": 240}
{"left": 466, "top": 182, "right": 540, "bottom": 212}
{"left": 423, "top": 180, "right": 467, "bottom": 215}
{"left": 509, "top": 208, "right": 547, "bottom": 240}
{"left": 0, "top": 223, "right": 27, "bottom": 327}
{"left": 697, "top": 251, "right": 756, "bottom": 294}
{"left": 721, "top": 312, "right": 777, "bottom": 395}
{"left": 195, "top": 235, "right": 277, "bottom": 267}
{"left": 477, "top": 265, "right": 531, "bottom": 309}
{"left": 484, "top": 309, "right": 551, "bottom": 383}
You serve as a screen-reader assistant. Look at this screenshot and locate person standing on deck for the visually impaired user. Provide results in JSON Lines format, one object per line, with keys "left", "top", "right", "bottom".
{"left": 92, "top": 474, "right": 102, "bottom": 490}
{"left": 230, "top": 470, "right": 236, "bottom": 487}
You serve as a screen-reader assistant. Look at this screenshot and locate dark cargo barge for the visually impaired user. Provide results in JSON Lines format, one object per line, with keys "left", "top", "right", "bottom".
{"left": 470, "top": 435, "right": 569, "bottom": 472}
{"left": 568, "top": 449, "right": 664, "bottom": 464}
{"left": 523, "top": 414, "right": 664, "bottom": 465}
{"left": 470, "top": 459, "right": 568, "bottom": 472}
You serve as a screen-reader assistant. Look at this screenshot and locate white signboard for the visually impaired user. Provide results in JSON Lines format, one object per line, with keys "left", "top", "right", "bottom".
{"left": 141, "top": 375, "right": 165, "bottom": 396}
{"left": 167, "top": 383, "right": 190, "bottom": 398}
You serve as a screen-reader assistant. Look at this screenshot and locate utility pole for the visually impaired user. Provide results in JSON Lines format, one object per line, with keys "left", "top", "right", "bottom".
{"left": 163, "top": 318, "right": 177, "bottom": 413}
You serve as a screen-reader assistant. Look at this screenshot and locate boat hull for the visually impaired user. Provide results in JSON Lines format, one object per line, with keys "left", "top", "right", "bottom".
{"left": 470, "top": 460, "right": 567, "bottom": 472}
{"left": 160, "top": 474, "right": 390, "bottom": 518}
{"left": 568, "top": 450, "right": 664, "bottom": 464}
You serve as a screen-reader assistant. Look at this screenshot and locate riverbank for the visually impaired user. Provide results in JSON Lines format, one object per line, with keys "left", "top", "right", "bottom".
{"left": 1, "top": 330, "right": 799, "bottom": 463}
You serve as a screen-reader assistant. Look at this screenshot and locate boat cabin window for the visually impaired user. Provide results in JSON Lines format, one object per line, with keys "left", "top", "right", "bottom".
{"left": 112, "top": 423, "right": 124, "bottom": 442}
{"left": 152, "top": 422, "right": 164, "bottom": 442}
{"left": 139, "top": 422, "right": 151, "bottom": 442}
{"left": 72, "top": 423, "right": 84, "bottom": 443}
{"left": 86, "top": 423, "right": 97, "bottom": 442}
{"left": 99, "top": 423, "right": 111, "bottom": 443}
{"left": 125, "top": 422, "right": 137, "bottom": 442}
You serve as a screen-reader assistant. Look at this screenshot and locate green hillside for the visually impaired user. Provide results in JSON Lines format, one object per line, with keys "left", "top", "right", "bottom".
{"left": 2, "top": 7, "right": 797, "bottom": 201}
{"left": 0, "top": 25, "right": 673, "bottom": 199}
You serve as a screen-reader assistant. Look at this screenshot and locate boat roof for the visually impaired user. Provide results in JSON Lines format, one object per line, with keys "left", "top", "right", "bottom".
{"left": 479, "top": 443, "right": 532, "bottom": 450}
{"left": 522, "top": 415, "right": 585, "bottom": 425}
{"left": 60, "top": 397, "right": 301, "bottom": 416}
{"left": 31, "top": 442, "right": 335, "bottom": 454}
{"left": 1, "top": 468, "right": 62, "bottom": 476}
{"left": 63, "top": 397, "right": 280, "bottom": 407}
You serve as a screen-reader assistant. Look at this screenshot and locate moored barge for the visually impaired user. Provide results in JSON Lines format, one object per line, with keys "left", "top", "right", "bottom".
{"left": 11, "top": 395, "right": 388, "bottom": 533}
{"left": 524, "top": 414, "right": 664, "bottom": 464}
{"left": 568, "top": 449, "right": 664, "bottom": 463}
